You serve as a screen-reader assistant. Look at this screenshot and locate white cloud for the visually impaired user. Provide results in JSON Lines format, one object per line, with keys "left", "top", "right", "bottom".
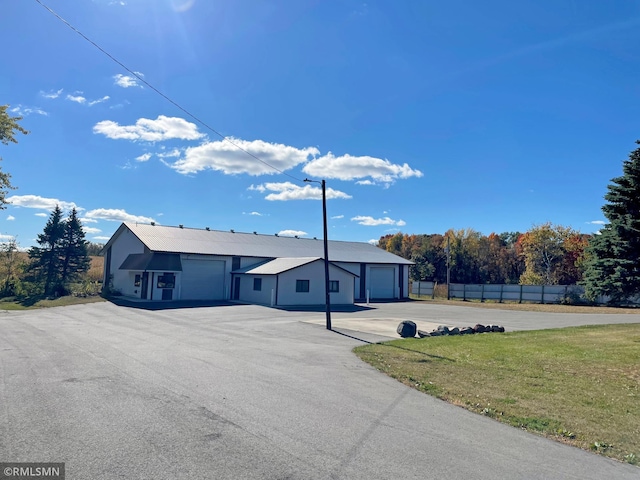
{"left": 331, "top": 215, "right": 344, "bottom": 219}
{"left": 6, "top": 215, "right": 15, "bottom": 221}
{"left": 89, "top": 96, "right": 110, "bottom": 106}
{"left": 94, "top": 115, "right": 204, "bottom": 142}
{"left": 10, "top": 105, "right": 48, "bottom": 117}
{"left": 351, "top": 216, "right": 406, "bottom": 227}
{"left": 248, "top": 184, "right": 266, "bottom": 193}
{"left": 278, "top": 230, "right": 307, "bottom": 237}
{"left": 93, "top": 236, "right": 111, "bottom": 241}
{"left": 368, "top": 239, "right": 379, "bottom": 245}
{"left": 136, "top": 153, "right": 152, "bottom": 162}
{"left": 171, "top": 138, "right": 319, "bottom": 175}
{"left": 113, "top": 73, "right": 144, "bottom": 88}
{"left": 356, "top": 180, "right": 375, "bottom": 186}
{"left": 80, "top": 217, "right": 98, "bottom": 223}
{"left": 587, "top": 220, "right": 606, "bottom": 225}
{"left": 0, "top": 234, "right": 15, "bottom": 241}
{"left": 66, "top": 94, "right": 87, "bottom": 104}
{"left": 84, "top": 208, "right": 155, "bottom": 223}
{"left": 303, "top": 153, "right": 423, "bottom": 184}
{"left": 83, "top": 227, "right": 102, "bottom": 234}
{"left": 7, "top": 195, "right": 80, "bottom": 211}
{"left": 35, "top": 213, "right": 48, "bottom": 217}
{"left": 249, "top": 182, "right": 352, "bottom": 201}
{"left": 244, "top": 211, "right": 263, "bottom": 216}
{"left": 157, "top": 148, "right": 182, "bottom": 159}
{"left": 40, "top": 88, "right": 63, "bottom": 99}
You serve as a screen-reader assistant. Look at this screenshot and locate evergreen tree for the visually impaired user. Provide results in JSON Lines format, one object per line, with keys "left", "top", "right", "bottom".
{"left": 583, "top": 141, "right": 640, "bottom": 302}
{"left": 60, "top": 208, "right": 90, "bottom": 286}
{"left": 28, "top": 205, "right": 65, "bottom": 295}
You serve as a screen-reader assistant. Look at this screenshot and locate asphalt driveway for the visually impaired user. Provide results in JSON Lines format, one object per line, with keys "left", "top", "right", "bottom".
{"left": 1, "top": 302, "right": 638, "bottom": 479}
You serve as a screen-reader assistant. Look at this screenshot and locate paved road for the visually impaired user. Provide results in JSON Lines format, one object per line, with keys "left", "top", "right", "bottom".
{"left": 1, "top": 302, "right": 638, "bottom": 479}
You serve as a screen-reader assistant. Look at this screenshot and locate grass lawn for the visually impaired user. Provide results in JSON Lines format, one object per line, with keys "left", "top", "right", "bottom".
{"left": 354, "top": 323, "right": 640, "bottom": 465}
{"left": 0, "top": 295, "right": 106, "bottom": 310}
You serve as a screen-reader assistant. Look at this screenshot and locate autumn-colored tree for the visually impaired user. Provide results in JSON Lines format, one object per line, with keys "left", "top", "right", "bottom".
{"left": 519, "top": 223, "right": 579, "bottom": 285}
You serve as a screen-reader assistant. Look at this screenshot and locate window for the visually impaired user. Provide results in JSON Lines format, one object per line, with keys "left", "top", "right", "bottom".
{"left": 329, "top": 280, "right": 339, "bottom": 293}
{"left": 296, "top": 280, "right": 310, "bottom": 293}
{"left": 232, "top": 256, "right": 241, "bottom": 270}
{"left": 253, "top": 278, "right": 262, "bottom": 291}
{"left": 134, "top": 274, "right": 141, "bottom": 287}
{"left": 157, "top": 273, "right": 175, "bottom": 289}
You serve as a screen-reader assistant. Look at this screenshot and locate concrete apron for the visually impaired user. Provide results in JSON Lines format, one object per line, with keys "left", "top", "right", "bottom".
{"left": 301, "top": 317, "right": 450, "bottom": 340}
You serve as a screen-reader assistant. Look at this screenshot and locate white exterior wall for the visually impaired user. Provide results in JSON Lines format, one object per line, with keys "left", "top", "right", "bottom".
{"left": 334, "top": 262, "right": 361, "bottom": 299}
{"left": 237, "top": 275, "right": 277, "bottom": 305}
{"left": 277, "top": 262, "right": 354, "bottom": 306}
{"left": 109, "top": 229, "right": 146, "bottom": 297}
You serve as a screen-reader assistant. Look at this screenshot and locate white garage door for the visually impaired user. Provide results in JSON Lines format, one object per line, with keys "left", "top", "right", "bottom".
{"left": 181, "top": 258, "right": 225, "bottom": 300}
{"left": 369, "top": 266, "right": 395, "bottom": 299}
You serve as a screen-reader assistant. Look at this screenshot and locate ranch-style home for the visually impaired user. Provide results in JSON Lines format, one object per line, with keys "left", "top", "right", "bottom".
{"left": 101, "top": 222, "right": 412, "bottom": 306}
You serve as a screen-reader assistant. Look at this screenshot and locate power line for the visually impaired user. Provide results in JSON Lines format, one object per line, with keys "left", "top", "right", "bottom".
{"left": 33, "top": 0, "right": 306, "bottom": 183}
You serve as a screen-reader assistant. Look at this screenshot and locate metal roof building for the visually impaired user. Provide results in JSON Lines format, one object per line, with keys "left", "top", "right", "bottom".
{"left": 102, "top": 223, "right": 412, "bottom": 306}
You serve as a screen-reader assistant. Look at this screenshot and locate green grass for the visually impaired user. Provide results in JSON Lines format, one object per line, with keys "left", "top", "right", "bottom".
{"left": 354, "top": 324, "right": 640, "bottom": 465}
{"left": 0, "top": 295, "right": 106, "bottom": 310}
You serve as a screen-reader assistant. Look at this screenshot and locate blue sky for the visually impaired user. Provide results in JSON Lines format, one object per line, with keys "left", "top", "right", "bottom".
{"left": 2, "top": 0, "right": 640, "bottom": 248}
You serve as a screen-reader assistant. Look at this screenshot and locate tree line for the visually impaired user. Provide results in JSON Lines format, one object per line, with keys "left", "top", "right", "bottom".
{"left": 378, "top": 224, "right": 589, "bottom": 286}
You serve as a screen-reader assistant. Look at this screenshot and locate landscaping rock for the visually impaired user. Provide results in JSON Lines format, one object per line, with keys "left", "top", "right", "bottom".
{"left": 473, "top": 324, "right": 488, "bottom": 333}
{"left": 417, "top": 330, "right": 431, "bottom": 338}
{"left": 460, "top": 327, "right": 474, "bottom": 335}
{"left": 449, "top": 327, "right": 460, "bottom": 335}
{"left": 436, "top": 325, "right": 450, "bottom": 334}
{"left": 429, "top": 330, "right": 443, "bottom": 336}
{"left": 397, "top": 320, "right": 417, "bottom": 338}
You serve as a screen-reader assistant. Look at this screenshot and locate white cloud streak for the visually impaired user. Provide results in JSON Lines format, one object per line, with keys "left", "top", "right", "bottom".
{"left": 66, "top": 93, "right": 109, "bottom": 106}
{"left": 171, "top": 138, "right": 319, "bottom": 175}
{"left": 10, "top": 105, "right": 48, "bottom": 117}
{"left": 136, "top": 153, "right": 152, "bottom": 162}
{"left": 113, "top": 73, "right": 144, "bottom": 88}
{"left": 248, "top": 182, "right": 352, "bottom": 201}
{"left": 278, "top": 230, "right": 307, "bottom": 237}
{"left": 351, "top": 216, "right": 406, "bottom": 227}
{"left": 83, "top": 227, "right": 102, "bottom": 234}
{"left": 6, "top": 215, "right": 15, "bottom": 221}
{"left": 84, "top": 208, "right": 156, "bottom": 223}
{"left": 303, "top": 153, "right": 423, "bottom": 184}
{"left": 40, "top": 88, "right": 63, "bottom": 99}
{"left": 7, "top": 195, "right": 80, "bottom": 211}
{"left": 94, "top": 115, "right": 204, "bottom": 142}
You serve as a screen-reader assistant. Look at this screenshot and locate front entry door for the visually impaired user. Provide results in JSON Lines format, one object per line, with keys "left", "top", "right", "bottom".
{"left": 233, "top": 277, "right": 240, "bottom": 300}
{"left": 141, "top": 272, "right": 149, "bottom": 299}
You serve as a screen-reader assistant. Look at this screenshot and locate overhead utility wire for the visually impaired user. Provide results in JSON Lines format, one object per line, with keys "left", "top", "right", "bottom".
{"left": 34, "top": 0, "right": 305, "bottom": 183}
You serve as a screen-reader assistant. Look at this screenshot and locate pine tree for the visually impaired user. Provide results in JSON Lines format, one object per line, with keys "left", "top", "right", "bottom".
{"left": 28, "top": 205, "right": 65, "bottom": 295}
{"left": 60, "top": 208, "right": 90, "bottom": 286}
{"left": 583, "top": 141, "right": 640, "bottom": 303}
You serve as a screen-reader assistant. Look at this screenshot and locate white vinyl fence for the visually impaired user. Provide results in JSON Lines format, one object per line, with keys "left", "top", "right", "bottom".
{"left": 411, "top": 282, "right": 589, "bottom": 304}
{"left": 411, "top": 281, "right": 436, "bottom": 298}
{"left": 448, "top": 283, "right": 580, "bottom": 304}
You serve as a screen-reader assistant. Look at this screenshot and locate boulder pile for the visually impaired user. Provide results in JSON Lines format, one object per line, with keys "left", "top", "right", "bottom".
{"left": 396, "top": 322, "right": 505, "bottom": 338}
{"left": 417, "top": 324, "right": 505, "bottom": 338}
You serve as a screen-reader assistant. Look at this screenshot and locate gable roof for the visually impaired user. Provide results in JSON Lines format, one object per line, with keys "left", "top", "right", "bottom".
{"left": 234, "top": 257, "right": 359, "bottom": 276}
{"left": 104, "top": 223, "right": 413, "bottom": 265}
